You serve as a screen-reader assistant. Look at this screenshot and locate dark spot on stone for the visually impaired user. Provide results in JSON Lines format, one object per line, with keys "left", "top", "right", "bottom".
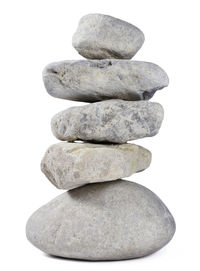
{"left": 143, "top": 88, "right": 160, "bottom": 100}
{"left": 48, "top": 68, "right": 58, "bottom": 75}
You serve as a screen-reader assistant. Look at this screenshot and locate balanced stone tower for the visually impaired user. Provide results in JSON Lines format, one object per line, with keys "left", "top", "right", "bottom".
{"left": 26, "top": 14, "right": 175, "bottom": 261}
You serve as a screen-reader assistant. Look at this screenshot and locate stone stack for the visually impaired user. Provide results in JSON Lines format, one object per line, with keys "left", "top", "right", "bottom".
{"left": 26, "top": 14, "right": 175, "bottom": 261}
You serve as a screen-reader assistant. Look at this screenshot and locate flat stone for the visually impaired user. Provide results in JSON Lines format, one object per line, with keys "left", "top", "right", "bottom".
{"left": 51, "top": 100, "right": 164, "bottom": 143}
{"left": 72, "top": 13, "right": 145, "bottom": 60}
{"left": 41, "top": 142, "right": 151, "bottom": 190}
{"left": 26, "top": 180, "right": 176, "bottom": 260}
{"left": 43, "top": 60, "right": 169, "bottom": 102}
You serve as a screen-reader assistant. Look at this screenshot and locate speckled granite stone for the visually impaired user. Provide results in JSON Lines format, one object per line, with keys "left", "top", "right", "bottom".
{"left": 51, "top": 99, "right": 164, "bottom": 143}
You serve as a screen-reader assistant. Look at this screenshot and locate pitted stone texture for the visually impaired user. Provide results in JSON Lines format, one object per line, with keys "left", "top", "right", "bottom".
{"left": 43, "top": 60, "right": 169, "bottom": 102}
{"left": 26, "top": 180, "right": 176, "bottom": 261}
{"left": 51, "top": 100, "right": 164, "bottom": 143}
{"left": 72, "top": 13, "right": 145, "bottom": 60}
{"left": 41, "top": 142, "right": 151, "bottom": 190}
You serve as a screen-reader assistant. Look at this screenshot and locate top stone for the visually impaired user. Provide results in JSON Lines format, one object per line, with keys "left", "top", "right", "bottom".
{"left": 72, "top": 14, "right": 145, "bottom": 60}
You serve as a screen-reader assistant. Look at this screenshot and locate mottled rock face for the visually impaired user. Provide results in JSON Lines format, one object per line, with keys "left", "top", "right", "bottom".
{"left": 41, "top": 142, "right": 151, "bottom": 190}
{"left": 26, "top": 180, "right": 176, "bottom": 261}
{"left": 51, "top": 100, "right": 164, "bottom": 143}
{"left": 43, "top": 60, "right": 169, "bottom": 102}
{"left": 72, "top": 13, "right": 145, "bottom": 60}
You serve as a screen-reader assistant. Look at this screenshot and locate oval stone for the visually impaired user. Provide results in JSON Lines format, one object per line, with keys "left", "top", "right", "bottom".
{"left": 43, "top": 60, "right": 169, "bottom": 102}
{"left": 26, "top": 180, "right": 176, "bottom": 260}
{"left": 41, "top": 142, "right": 151, "bottom": 190}
{"left": 51, "top": 100, "right": 164, "bottom": 143}
{"left": 72, "top": 13, "right": 145, "bottom": 60}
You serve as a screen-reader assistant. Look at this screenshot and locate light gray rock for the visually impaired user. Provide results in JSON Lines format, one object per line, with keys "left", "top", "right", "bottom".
{"left": 72, "top": 13, "right": 145, "bottom": 60}
{"left": 43, "top": 60, "right": 169, "bottom": 102}
{"left": 51, "top": 100, "right": 164, "bottom": 143}
{"left": 41, "top": 142, "right": 151, "bottom": 190}
{"left": 26, "top": 180, "right": 176, "bottom": 260}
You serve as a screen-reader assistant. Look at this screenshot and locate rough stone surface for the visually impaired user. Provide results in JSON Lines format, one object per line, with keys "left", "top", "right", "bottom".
{"left": 72, "top": 13, "right": 145, "bottom": 60}
{"left": 43, "top": 60, "right": 169, "bottom": 102}
{"left": 26, "top": 180, "right": 176, "bottom": 261}
{"left": 41, "top": 142, "right": 151, "bottom": 190}
{"left": 51, "top": 99, "right": 164, "bottom": 143}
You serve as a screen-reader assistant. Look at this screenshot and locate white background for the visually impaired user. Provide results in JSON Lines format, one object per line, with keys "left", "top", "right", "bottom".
{"left": 0, "top": 0, "right": 199, "bottom": 270}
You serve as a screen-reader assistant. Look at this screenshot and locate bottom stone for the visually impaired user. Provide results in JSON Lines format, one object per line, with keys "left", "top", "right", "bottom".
{"left": 26, "top": 180, "right": 175, "bottom": 260}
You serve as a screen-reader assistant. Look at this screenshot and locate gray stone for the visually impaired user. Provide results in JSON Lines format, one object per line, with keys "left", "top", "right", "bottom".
{"left": 72, "top": 13, "right": 145, "bottom": 60}
{"left": 26, "top": 180, "right": 176, "bottom": 260}
{"left": 41, "top": 142, "right": 151, "bottom": 190}
{"left": 51, "top": 100, "right": 164, "bottom": 143}
{"left": 43, "top": 60, "right": 169, "bottom": 102}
